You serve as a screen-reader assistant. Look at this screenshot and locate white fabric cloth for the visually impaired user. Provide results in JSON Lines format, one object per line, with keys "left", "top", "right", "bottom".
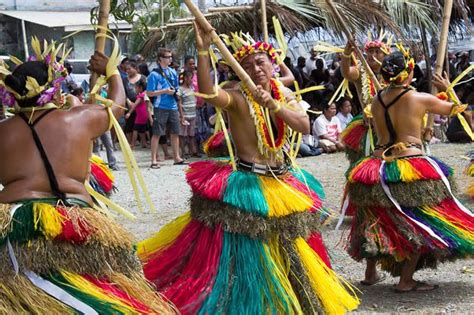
{"left": 304, "top": 56, "right": 326, "bottom": 75}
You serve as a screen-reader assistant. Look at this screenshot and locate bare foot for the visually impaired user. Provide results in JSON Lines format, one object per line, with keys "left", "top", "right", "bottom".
{"left": 360, "top": 273, "right": 386, "bottom": 286}
{"left": 394, "top": 281, "right": 438, "bottom": 293}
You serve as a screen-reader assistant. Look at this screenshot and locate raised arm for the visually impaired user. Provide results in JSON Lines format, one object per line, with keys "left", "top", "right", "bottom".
{"left": 424, "top": 72, "right": 464, "bottom": 116}
{"left": 195, "top": 23, "right": 238, "bottom": 110}
{"left": 75, "top": 51, "right": 126, "bottom": 139}
{"left": 278, "top": 62, "right": 296, "bottom": 87}
{"left": 340, "top": 42, "right": 360, "bottom": 82}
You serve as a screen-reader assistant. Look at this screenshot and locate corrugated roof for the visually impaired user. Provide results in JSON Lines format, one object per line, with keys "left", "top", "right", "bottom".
{"left": 0, "top": 11, "right": 132, "bottom": 31}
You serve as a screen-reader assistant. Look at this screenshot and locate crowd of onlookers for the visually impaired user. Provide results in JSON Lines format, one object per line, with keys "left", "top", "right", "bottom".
{"left": 1, "top": 44, "right": 471, "bottom": 166}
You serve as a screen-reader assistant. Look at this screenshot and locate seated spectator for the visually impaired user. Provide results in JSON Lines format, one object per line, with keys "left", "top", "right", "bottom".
{"left": 446, "top": 85, "right": 474, "bottom": 143}
{"left": 297, "top": 134, "right": 323, "bottom": 157}
{"left": 336, "top": 98, "right": 353, "bottom": 130}
{"left": 313, "top": 102, "right": 345, "bottom": 153}
{"left": 446, "top": 106, "right": 473, "bottom": 143}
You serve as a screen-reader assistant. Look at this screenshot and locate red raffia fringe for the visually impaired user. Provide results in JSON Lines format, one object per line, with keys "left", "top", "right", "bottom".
{"left": 186, "top": 161, "right": 232, "bottom": 200}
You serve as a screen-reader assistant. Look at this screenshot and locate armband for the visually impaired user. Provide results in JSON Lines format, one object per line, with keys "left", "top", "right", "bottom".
{"left": 198, "top": 50, "right": 209, "bottom": 56}
{"left": 449, "top": 103, "right": 468, "bottom": 117}
{"left": 272, "top": 101, "right": 282, "bottom": 113}
{"left": 106, "top": 69, "right": 120, "bottom": 80}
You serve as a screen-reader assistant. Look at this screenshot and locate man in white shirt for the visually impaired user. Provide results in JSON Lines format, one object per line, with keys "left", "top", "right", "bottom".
{"left": 305, "top": 47, "right": 326, "bottom": 76}
{"left": 313, "top": 103, "right": 344, "bottom": 153}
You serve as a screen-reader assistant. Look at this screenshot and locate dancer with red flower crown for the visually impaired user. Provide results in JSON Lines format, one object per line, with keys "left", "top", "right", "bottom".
{"left": 136, "top": 22, "right": 360, "bottom": 314}
{"left": 344, "top": 46, "right": 473, "bottom": 293}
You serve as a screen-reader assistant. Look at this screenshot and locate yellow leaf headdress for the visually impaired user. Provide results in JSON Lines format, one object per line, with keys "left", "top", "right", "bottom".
{"left": 222, "top": 32, "right": 281, "bottom": 65}
{"left": 0, "top": 36, "right": 70, "bottom": 109}
{"left": 381, "top": 42, "right": 415, "bottom": 84}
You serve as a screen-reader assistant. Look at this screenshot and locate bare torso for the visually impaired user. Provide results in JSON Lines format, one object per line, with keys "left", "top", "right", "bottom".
{"left": 0, "top": 106, "right": 110, "bottom": 205}
{"left": 226, "top": 85, "right": 293, "bottom": 166}
{"left": 372, "top": 88, "right": 428, "bottom": 157}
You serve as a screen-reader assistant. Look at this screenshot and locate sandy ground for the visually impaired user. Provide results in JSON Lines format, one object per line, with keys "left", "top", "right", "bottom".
{"left": 107, "top": 142, "right": 473, "bottom": 314}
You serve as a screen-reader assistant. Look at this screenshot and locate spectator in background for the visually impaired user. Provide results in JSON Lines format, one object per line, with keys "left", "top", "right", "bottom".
{"left": 296, "top": 56, "right": 309, "bottom": 87}
{"left": 147, "top": 47, "right": 186, "bottom": 168}
{"left": 298, "top": 133, "right": 323, "bottom": 157}
{"left": 305, "top": 47, "right": 326, "bottom": 76}
{"left": 313, "top": 102, "right": 344, "bottom": 153}
{"left": 123, "top": 60, "right": 146, "bottom": 144}
{"left": 446, "top": 84, "right": 473, "bottom": 143}
{"left": 71, "top": 87, "right": 84, "bottom": 102}
{"left": 125, "top": 79, "right": 151, "bottom": 149}
{"left": 61, "top": 61, "right": 78, "bottom": 93}
{"left": 118, "top": 57, "right": 129, "bottom": 79}
{"left": 336, "top": 98, "right": 353, "bottom": 130}
{"left": 178, "top": 71, "right": 199, "bottom": 157}
{"left": 284, "top": 57, "right": 302, "bottom": 91}
{"left": 138, "top": 63, "right": 150, "bottom": 77}
{"left": 456, "top": 51, "right": 470, "bottom": 75}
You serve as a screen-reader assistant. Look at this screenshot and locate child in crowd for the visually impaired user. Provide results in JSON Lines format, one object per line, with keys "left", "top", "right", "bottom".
{"left": 178, "top": 71, "right": 199, "bottom": 157}
{"left": 125, "top": 79, "right": 152, "bottom": 149}
{"left": 336, "top": 98, "right": 353, "bottom": 130}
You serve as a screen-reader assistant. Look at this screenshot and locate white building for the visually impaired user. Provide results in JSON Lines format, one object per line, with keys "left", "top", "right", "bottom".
{"left": 0, "top": 0, "right": 132, "bottom": 59}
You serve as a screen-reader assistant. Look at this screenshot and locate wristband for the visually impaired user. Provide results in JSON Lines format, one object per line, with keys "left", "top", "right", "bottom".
{"left": 198, "top": 50, "right": 209, "bottom": 56}
{"left": 223, "top": 91, "right": 232, "bottom": 108}
{"left": 341, "top": 52, "right": 352, "bottom": 59}
{"left": 106, "top": 69, "right": 120, "bottom": 80}
{"left": 272, "top": 101, "right": 282, "bottom": 113}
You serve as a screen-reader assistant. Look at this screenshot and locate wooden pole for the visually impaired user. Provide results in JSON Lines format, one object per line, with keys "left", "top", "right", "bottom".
{"left": 425, "top": 0, "right": 453, "bottom": 138}
{"left": 184, "top": 0, "right": 258, "bottom": 92}
{"left": 207, "top": 5, "right": 254, "bottom": 13}
{"left": 325, "top": 0, "right": 382, "bottom": 91}
{"left": 261, "top": 0, "right": 268, "bottom": 42}
{"left": 90, "top": 0, "right": 111, "bottom": 90}
{"left": 421, "top": 25, "right": 433, "bottom": 94}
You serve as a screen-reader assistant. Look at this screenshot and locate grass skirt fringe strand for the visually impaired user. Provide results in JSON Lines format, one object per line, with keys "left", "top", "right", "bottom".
{"left": 345, "top": 155, "right": 474, "bottom": 276}
{"left": 138, "top": 160, "right": 360, "bottom": 314}
{"left": 0, "top": 198, "right": 176, "bottom": 314}
{"left": 465, "top": 156, "right": 473, "bottom": 199}
{"left": 341, "top": 114, "right": 373, "bottom": 164}
{"left": 202, "top": 130, "right": 229, "bottom": 157}
{"left": 89, "top": 154, "right": 116, "bottom": 196}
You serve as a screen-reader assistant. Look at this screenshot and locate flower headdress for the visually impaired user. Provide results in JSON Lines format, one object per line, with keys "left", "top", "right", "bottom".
{"left": 382, "top": 43, "right": 415, "bottom": 84}
{"left": 221, "top": 32, "right": 281, "bottom": 65}
{"left": 364, "top": 30, "right": 392, "bottom": 55}
{"left": 0, "top": 37, "right": 71, "bottom": 109}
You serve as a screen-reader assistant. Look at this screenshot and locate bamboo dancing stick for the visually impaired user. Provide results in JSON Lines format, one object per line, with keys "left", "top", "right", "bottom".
{"left": 325, "top": 0, "right": 382, "bottom": 91}
{"left": 90, "top": 0, "right": 111, "bottom": 90}
{"left": 425, "top": 0, "right": 453, "bottom": 138}
{"left": 261, "top": 0, "right": 269, "bottom": 42}
{"left": 184, "top": 0, "right": 258, "bottom": 93}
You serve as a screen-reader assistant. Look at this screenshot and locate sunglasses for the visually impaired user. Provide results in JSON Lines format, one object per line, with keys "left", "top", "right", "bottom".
{"left": 161, "top": 55, "right": 173, "bottom": 59}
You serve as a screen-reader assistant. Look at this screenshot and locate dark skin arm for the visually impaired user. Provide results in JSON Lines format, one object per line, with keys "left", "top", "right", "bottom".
{"left": 78, "top": 51, "right": 126, "bottom": 139}
{"left": 340, "top": 42, "right": 360, "bottom": 82}
{"left": 278, "top": 62, "right": 296, "bottom": 87}
{"left": 195, "top": 23, "right": 239, "bottom": 110}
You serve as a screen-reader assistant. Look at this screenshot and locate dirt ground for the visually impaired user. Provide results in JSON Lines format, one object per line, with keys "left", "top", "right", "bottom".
{"left": 109, "top": 142, "right": 473, "bottom": 314}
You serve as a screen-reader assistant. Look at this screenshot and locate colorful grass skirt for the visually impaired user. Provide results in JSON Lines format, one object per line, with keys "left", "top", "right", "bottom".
{"left": 0, "top": 198, "right": 175, "bottom": 314}
{"left": 89, "top": 154, "right": 115, "bottom": 197}
{"left": 344, "top": 155, "right": 474, "bottom": 276}
{"left": 341, "top": 114, "right": 374, "bottom": 165}
{"left": 465, "top": 152, "right": 474, "bottom": 199}
{"left": 202, "top": 130, "right": 229, "bottom": 157}
{"left": 137, "top": 160, "right": 359, "bottom": 314}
